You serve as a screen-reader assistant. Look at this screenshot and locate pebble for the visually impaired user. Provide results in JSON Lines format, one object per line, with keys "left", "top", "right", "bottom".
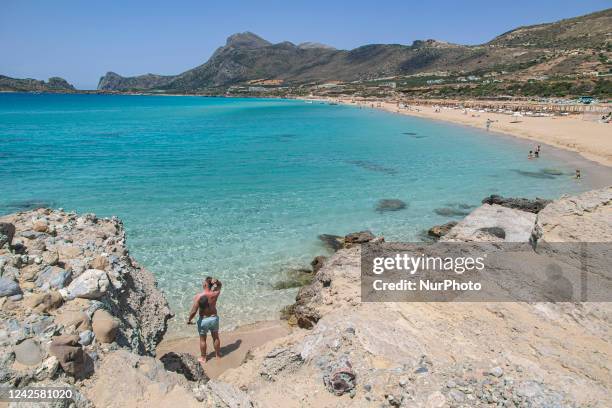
{"left": 489, "top": 366, "right": 504, "bottom": 377}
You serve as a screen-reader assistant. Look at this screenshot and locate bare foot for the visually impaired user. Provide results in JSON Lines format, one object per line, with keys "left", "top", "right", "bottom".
{"left": 216, "top": 353, "right": 222, "bottom": 359}
{"left": 198, "top": 356, "right": 206, "bottom": 365}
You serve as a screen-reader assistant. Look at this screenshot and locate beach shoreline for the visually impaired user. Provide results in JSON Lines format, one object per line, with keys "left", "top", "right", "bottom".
{"left": 304, "top": 96, "right": 612, "bottom": 168}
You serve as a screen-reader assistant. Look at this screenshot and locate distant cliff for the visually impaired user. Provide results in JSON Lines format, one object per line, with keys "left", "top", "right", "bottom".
{"left": 0, "top": 75, "right": 76, "bottom": 92}
{"left": 97, "top": 9, "right": 612, "bottom": 93}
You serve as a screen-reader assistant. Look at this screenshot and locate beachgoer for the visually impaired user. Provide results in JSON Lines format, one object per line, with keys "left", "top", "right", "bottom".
{"left": 534, "top": 150, "right": 539, "bottom": 158}
{"left": 536, "top": 145, "right": 541, "bottom": 153}
{"left": 528, "top": 150, "right": 534, "bottom": 159}
{"left": 575, "top": 169, "right": 581, "bottom": 179}
{"left": 187, "top": 277, "right": 222, "bottom": 364}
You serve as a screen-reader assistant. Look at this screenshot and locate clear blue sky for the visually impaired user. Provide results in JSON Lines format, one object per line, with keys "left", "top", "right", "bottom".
{"left": 1, "top": 0, "right": 609, "bottom": 89}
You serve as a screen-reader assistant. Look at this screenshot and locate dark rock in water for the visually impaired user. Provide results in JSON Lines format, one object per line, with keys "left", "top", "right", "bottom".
{"left": 481, "top": 194, "right": 552, "bottom": 214}
{"left": 541, "top": 168, "right": 565, "bottom": 176}
{"left": 273, "top": 268, "right": 313, "bottom": 290}
{"left": 0, "top": 222, "right": 15, "bottom": 248}
{"left": 428, "top": 221, "right": 458, "bottom": 240}
{"left": 345, "top": 230, "right": 375, "bottom": 244}
{"left": 434, "top": 207, "right": 471, "bottom": 217}
{"left": 310, "top": 255, "right": 327, "bottom": 273}
{"left": 318, "top": 234, "right": 344, "bottom": 251}
{"left": 160, "top": 352, "right": 208, "bottom": 382}
{"left": 512, "top": 169, "right": 556, "bottom": 179}
{"left": 446, "top": 203, "right": 475, "bottom": 210}
{"left": 6, "top": 200, "right": 55, "bottom": 211}
{"left": 376, "top": 199, "right": 407, "bottom": 213}
{"left": 478, "top": 227, "right": 506, "bottom": 239}
{"left": 402, "top": 132, "right": 417, "bottom": 135}
{"left": 346, "top": 160, "right": 398, "bottom": 175}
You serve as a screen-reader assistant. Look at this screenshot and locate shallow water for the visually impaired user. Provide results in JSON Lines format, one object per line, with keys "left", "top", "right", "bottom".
{"left": 0, "top": 94, "right": 597, "bottom": 333}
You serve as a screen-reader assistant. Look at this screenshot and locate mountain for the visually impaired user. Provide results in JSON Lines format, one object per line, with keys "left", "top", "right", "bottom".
{"left": 97, "top": 9, "right": 612, "bottom": 92}
{"left": 0, "top": 75, "right": 75, "bottom": 92}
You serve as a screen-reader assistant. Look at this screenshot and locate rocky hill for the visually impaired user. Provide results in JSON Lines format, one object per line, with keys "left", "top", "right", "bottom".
{"left": 97, "top": 9, "right": 611, "bottom": 92}
{"left": 0, "top": 75, "right": 75, "bottom": 92}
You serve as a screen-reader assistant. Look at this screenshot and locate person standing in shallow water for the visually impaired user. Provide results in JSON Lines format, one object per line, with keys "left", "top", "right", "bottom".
{"left": 187, "top": 277, "right": 222, "bottom": 364}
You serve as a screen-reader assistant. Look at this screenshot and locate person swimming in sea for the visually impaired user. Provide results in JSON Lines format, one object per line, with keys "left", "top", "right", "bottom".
{"left": 187, "top": 276, "right": 222, "bottom": 364}
{"left": 534, "top": 150, "right": 539, "bottom": 158}
{"left": 528, "top": 150, "right": 534, "bottom": 159}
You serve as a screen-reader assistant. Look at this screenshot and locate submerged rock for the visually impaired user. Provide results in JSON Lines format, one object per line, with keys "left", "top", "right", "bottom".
{"left": 310, "top": 255, "right": 327, "bottom": 273}
{"left": 272, "top": 268, "right": 313, "bottom": 290}
{"left": 434, "top": 207, "right": 471, "bottom": 217}
{"left": 318, "top": 234, "right": 344, "bottom": 251}
{"left": 376, "top": 199, "right": 407, "bottom": 213}
{"left": 482, "top": 194, "right": 551, "bottom": 214}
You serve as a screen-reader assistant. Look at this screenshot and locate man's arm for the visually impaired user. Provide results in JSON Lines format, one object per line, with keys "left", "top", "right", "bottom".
{"left": 187, "top": 296, "right": 199, "bottom": 324}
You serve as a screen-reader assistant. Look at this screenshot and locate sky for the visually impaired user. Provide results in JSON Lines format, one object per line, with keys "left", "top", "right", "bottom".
{"left": 1, "top": 1, "right": 609, "bottom": 89}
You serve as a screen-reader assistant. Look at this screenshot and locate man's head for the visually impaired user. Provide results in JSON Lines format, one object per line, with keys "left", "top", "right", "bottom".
{"left": 203, "top": 276, "right": 213, "bottom": 289}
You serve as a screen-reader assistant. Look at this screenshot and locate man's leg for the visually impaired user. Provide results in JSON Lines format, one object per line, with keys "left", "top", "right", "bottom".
{"left": 211, "top": 331, "right": 221, "bottom": 358}
{"left": 198, "top": 334, "right": 207, "bottom": 364}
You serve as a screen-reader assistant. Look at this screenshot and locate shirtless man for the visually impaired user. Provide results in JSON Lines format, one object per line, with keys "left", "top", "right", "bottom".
{"left": 187, "top": 277, "right": 222, "bottom": 364}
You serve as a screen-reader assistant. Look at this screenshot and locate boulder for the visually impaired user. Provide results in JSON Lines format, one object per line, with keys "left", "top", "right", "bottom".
{"left": 375, "top": 199, "right": 407, "bottom": 212}
{"left": 89, "top": 255, "right": 109, "bottom": 271}
{"left": 55, "top": 310, "right": 91, "bottom": 332}
{"left": 344, "top": 230, "right": 375, "bottom": 245}
{"left": 0, "top": 222, "right": 15, "bottom": 248}
{"left": 32, "top": 219, "right": 49, "bottom": 233}
{"left": 482, "top": 194, "right": 551, "bottom": 214}
{"left": 160, "top": 352, "right": 208, "bottom": 382}
{"left": 60, "top": 269, "right": 109, "bottom": 300}
{"left": 35, "top": 266, "right": 72, "bottom": 290}
{"left": 42, "top": 251, "right": 59, "bottom": 266}
{"left": 323, "top": 355, "right": 356, "bottom": 396}
{"left": 58, "top": 244, "right": 83, "bottom": 259}
{"left": 0, "top": 277, "right": 21, "bottom": 298}
{"left": 24, "top": 291, "right": 64, "bottom": 313}
{"left": 310, "top": 255, "right": 327, "bottom": 273}
{"left": 92, "top": 309, "right": 119, "bottom": 343}
{"left": 427, "top": 221, "right": 458, "bottom": 240}
{"left": 442, "top": 204, "right": 536, "bottom": 242}
{"left": 14, "top": 338, "right": 44, "bottom": 366}
{"left": 48, "top": 334, "right": 92, "bottom": 378}
{"left": 293, "top": 305, "right": 321, "bottom": 329}
{"left": 533, "top": 187, "right": 612, "bottom": 243}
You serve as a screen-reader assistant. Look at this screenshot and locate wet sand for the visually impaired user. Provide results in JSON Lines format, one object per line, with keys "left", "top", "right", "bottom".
{"left": 156, "top": 320, "right": 291, "bottom": 379}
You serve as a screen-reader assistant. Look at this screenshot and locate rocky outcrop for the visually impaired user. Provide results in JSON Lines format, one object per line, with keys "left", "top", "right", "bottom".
{"left": 0, "top": 75, "right": 76, "bottom": 92}
{"left": 482, "top": 194, "right": 552, "bottom": 214}
{"left": 533, "top": 186, "right": 612, "bottom": 242}
{"left": 441, "top": 204, "right": 537, "bottom": 242}
{"left": 0, "top": 208, "right": 173, "bottom": 406}
{"left": 427, "top": 221, "right": 458, "bottom": 240}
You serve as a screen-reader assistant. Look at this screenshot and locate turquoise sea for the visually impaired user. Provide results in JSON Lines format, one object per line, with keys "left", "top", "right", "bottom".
{"left": 0, "top": 94, "right": 593, "bottom": 333}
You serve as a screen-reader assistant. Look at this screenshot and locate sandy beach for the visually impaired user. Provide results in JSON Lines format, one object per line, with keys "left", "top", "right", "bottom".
{"left": 319, "top": 97, "right": 612, "bottom": 168}
{"left": 156, "top": 320, "right": 291, "bottom": 379}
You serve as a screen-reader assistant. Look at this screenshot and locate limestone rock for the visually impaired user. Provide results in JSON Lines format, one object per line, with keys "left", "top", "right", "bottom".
{"left": 78, "top": 330, "right": 94, "bottom": 346}
{"left": 482, "top": 194, "right": 552, "bottom": 214}
{"left": 60, "top": 269, "right": 109, "bottom": 300}
{"left": 260, "top": 348, "right": 303, "bottom": 381}
{"left": 533, "top": 186, "right": 612, "bottom": 242}
{"left": 55, "top": 310, "right": 91, "bottom": 332}
{"left": 42, "top": 251, "right": 59, "bottom": 266}
{"left": 442, "top": 204, "right": 536, "bottom": 242}
{"left": 92, "top": 309, "right": 119, "bottom": 343}
{"left": 160, "top": 352, "right": 208, "bottom": 382}
{"left": 14, "top": 338, "right": 44, "bottom": 366}
{"left": 89, "top": 255, "right": 109, "bottom": 271}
